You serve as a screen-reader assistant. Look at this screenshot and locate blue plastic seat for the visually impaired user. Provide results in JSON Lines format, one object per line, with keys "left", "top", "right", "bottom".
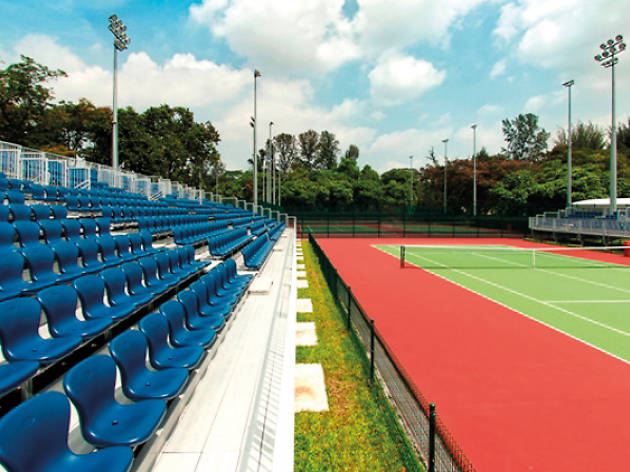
{"left": 138, "top": 313, "right": 204, "bottom": 369}
{"left": 64, "top": 355, "right": 166, "bottom": 448}
{"left": 159, "top": 300, "right": 217, "bottom": 348}
{"left": 0, "top": 221, "right": 15, "bottom": 249}
{"left": 0, "top": 391, "right": 134, "bottom": 472}
{"left": 0, "top": 360, "right": 39, "bottom": 396}
{"left": 97, "top": 235, "right": 122, "bottom": 266}
{"left": 6, "top": 190, "right": 25, "bottom": 204}
{"left": 21, "top": 245, "right": 60, "bottom": 291}
{"left": 189, "top": 280, "right": 232, "bottom": 320}
{"left": 50, "top": 204, "right": 67, "bottom": 219}
{"left": 39, "top": 219, "right": 64, "bottom": 245}
{"left": 75, "top": 238, "right": 107, "bottom": 272}
{"left": 0, "top": 297, "right": 82, "bottom": 363}
{"left": 138, "top": 256, "right": 172, "bottom": 292}
{"left": 100, "top": 267, "right": 152, "bottom": 308}
{"left": 155, "top": 252, "right": 180, "bottom": 286}
{"left": 109, "top": 331, "right": 188, "bottom": 401}
{"left": 9, "top": 203, "right": 31, "bottom": 222}
{"left": 95, "top": 217, "right": 111, "bottom": 236}
{"left": 177, "top": 290, "right": 226, "bottom": 331}
{"left": 77, "top": 195, "right": 91, "bottom": 211}
{"left": 79, "top": 218, "right": 97, "bottom": 238}
{"left": 14, "top": 220, "right": 41, "bottom": 247}
{"left": 61, "top": 218, "right": 82, "bottom": 242}
{"left": 128, "top": 233, "right": 146, "bottom": 257}
{"left": 30, "top": 204, "right": 51, "bottom": 220}
{"left": 139, "top": 230, "right": 160, "bottom": 254}
{"left": 65, "top": 195, "right": 80, "bottom": 211}
{"left": 44, "top": 186, "right": 59, "bottom": 202}
{"left": 37, "top": 285, "right": 111, "bottom": 339}
{"left": 0, "top": 205, "right": 9, "bottom": 222}
{"left": 200, "top": 272, "right": 239, "bottom": 306}
{"left": 73, "top": 275, "right": 134, "bottom": 321}
{"left": 114, "top": 235, "right": 137, "bottom": 262}
{"left": 120, "top": 261, "right": 164, "bottom": 298}
{"left": 51, "top": 241, "right": 90, "bottom": 281}
{"left": 0, "top": 249, "right": 29, "bottom": 300}
{"left": 167, "top": 250, "right": 194, "bottom": 278}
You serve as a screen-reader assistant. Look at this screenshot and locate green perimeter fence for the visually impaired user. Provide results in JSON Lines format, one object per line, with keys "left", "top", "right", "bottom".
{"left": 309, "top": 232, "right": 476, "bottom": 472}
{"left": 297, "top": 213, "right": 528, "bottom": 239}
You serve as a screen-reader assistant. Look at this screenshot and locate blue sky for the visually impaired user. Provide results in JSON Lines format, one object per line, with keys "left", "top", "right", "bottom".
{"left": 1, "top": 0, "right": 629, "bottom": 172}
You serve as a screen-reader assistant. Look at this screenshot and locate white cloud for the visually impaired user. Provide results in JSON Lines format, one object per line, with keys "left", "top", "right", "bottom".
{"left": 490, "top": 59, "right": 506, "bottom": 78}
{"left": 368, "top": 53, "right": 445, "bottom": 106}
{"left": 477, "top": 104, "right": 503, "bottom": 116}
{"left": 524, "top": 94, "right": 546, "bottom": 112}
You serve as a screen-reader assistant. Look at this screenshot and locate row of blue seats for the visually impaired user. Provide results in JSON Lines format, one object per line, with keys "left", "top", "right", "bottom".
{"left": 0, "top": 231, "right": 181, "bottom": 301}
{"left": 1, "top": 218, "right": 111, "bottom": 249}
{"left": 208, "top": 228, "right": 252, "bottom": 258}
{"left": 103, "top": 205, "right": 194, "bottom": 223}
{"left": 268, "top": 222, "right": 286, "bottom": 241}
{"left": 173, "top": 221, "right": 230, "bottom": 245}
{"left": 249, "top": 220, "right": 268, "bottom": 236}
{"left": 242, "top": 233, "right": 275, "bottom": 269}
{"left": 0, "top": 246, "right": 204, "bottom": 393}
{"left": 1, "top": 203, "right": 68, "bottom": 222}
{"left": 0, "top": 260, "right": 250, "bottom": 471}
{"left": 138, "top": 214, "right": 210, "bottom": 234}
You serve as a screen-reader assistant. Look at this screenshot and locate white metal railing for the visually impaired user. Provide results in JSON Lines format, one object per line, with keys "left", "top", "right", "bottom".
{"left": 530, "top": 215, "right": 630, "bottom": 238}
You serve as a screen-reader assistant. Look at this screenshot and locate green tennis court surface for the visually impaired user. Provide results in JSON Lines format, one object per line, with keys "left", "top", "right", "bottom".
{"left": 376, "top": 244, "right": 630, "bottom": 362}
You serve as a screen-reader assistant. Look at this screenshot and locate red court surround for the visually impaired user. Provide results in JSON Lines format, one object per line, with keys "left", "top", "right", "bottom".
{"left": 317, "top": 237, "right": 630, "bottom": 472}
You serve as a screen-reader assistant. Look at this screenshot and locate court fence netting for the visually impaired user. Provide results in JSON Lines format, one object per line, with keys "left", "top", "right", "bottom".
{"left": 308, "top": 232, "right": 476, "bottom": 472}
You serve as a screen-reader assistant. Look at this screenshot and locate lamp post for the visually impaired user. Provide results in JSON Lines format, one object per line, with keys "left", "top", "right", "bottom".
{"left": 595, "top": 35, "right": 626, "bottom": 214}
{"left": 409, "top": 155, "right": 414, "bottom": 207}
{"left": 269, "top": 121, "right": 274, "bottom": 205}
{"left": 108, "top": 14, "right": 131, "bottom": 175}
{"left": 471, "top": 125, "right": 477, "bottom": 216}
{"left": 253, "top": 70, "right": 261, "bottom": 211}
{"left": 563, "top": 80, "right": 574, "bottom": 208}
{"left": 442, "top": 139, "right": 448, "bottom": 215}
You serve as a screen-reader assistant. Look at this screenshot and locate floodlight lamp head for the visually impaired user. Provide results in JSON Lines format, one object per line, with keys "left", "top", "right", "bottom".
{"left": 442, "top": 139, "right": 448, "bottom": 143}
{"left": 109, "top": 14, "right": 118, "bottom": 21}
{"left": 601, "top": 43, "right": 607, "bottom": 50}
{"left": 595, "top": 54, "right": 602, "bottom": 61}
{"left": 619, "top": 43, "right": 627, "bottom": 51}
{"left": 563, "top": 80, "right": 574, "bottom": 87}
{"left": 607, "top": 39, "right": 614, "bottom": 46}
{"left": 616, "top": 34, "right": 624, "bottom": 42}
{"left": 471, "top": 124, "right": 477, "bottom": 130}
{"left": 254, "top": 69, "right": 261, "bottom": 78}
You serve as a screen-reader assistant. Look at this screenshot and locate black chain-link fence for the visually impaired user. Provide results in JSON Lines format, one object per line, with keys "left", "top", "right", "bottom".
{"left": 309, "top": 232, "right": 476, "bottom": 472}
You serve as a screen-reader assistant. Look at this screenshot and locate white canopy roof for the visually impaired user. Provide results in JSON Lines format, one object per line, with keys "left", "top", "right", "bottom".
{"left": 572, "top": 198, "right": 630, "bottom": 209}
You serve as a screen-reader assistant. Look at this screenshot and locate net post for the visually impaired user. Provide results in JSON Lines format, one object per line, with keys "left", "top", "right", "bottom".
{"left": 429, "top": 403, "right": 436, "bottom": 472}
{"left": 369, "top": 318, "right": 375, "bottom": 383}
{"left": 400, "top": 245, "right": 405, "bottom": 268}
{"left": 347, "top": 286, "right": 352, "bottom": 331}
{"left": 533, "top": 248, "right": 536, "bottom": 268}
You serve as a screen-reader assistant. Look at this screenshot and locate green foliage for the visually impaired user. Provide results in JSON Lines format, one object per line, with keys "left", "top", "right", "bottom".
{"left": 344, "top": 143, "right": 359, "bottom": 161}
{"left": 554, "top": 121, "right": 606, "bottom": 150}
{"left": 274, "top": 132, "right": 297, "bottom": 172}
{"left": 317, "top": 130, "right": 340, "bottom": 169}
{"left": 502, "top": 113, "right": 550, "bottom": 161}
{"left": 298, "top": 129, "right": 320, "bottom": 170}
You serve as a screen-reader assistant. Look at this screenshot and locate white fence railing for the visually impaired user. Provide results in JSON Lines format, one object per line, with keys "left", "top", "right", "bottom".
{"left": 529, "top": 215, "right": 630, "bottom": 238}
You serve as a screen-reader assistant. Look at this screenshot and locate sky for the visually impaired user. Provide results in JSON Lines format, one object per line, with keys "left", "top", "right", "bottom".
{"left": 1, "top": 0, "right": 629, "bottom": 173}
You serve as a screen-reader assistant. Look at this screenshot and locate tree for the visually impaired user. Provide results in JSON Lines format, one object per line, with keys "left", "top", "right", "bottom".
{"left": 501, "top": 113, "right": 550, "bottom": 161}
{"left": 317, "top": 130, "right": 339, "bottom": 169}
{"left": 617, "top": 120, "right": 630, "bottom": 154}
{"left": 298, "top": 130, "right": 319, "bottom": 169}
{"left": 553, "top": 121, "right": 605, "bottom": 150}
{"left": 344, "top": 144, "right": 359, "bottom": 161}
{"left": 274, "top": 133, "right": 297, "bottom": 172}
{"left": 0, "top": 55, "right": 67, "bottom": 145}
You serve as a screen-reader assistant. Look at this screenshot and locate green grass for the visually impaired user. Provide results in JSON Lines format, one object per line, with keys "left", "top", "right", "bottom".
{"left": 295, "top": 241, "right": 423, "bottom": 472}
{"left": 377, "top": 243, "right": 630, "bottom": 362}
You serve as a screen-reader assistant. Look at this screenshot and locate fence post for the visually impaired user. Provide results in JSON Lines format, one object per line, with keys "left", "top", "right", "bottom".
{"left": 429, "top": 403, "right": 436, "bottom": 472}
{"left": 369, "top": 318, "right": 375, "bottom": 383}
{"left": 347, "top": 286, "right": 352, "bottom": 330}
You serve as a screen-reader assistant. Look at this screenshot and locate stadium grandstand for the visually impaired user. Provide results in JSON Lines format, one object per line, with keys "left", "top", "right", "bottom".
{"left": 0, "top": 140, "right": 297, "bottom": 472}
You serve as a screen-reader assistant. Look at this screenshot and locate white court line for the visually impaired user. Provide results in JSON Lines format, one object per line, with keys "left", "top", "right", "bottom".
{"left": 546, "top": 300, "right": 630, "bottom": 304}
{"left": 372, "top": 245, "right": 630, "bottom": 365}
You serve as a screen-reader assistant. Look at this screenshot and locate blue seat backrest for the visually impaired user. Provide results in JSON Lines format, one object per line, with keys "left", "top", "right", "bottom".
{"left": 9, "top": 203, "right": 32, "bottom": 222}
{"left": 109, "top": 330, "right": 148, "bottom": 384}
{"left": 52, "top": 241, "right": 81, "bottom": 270}
{"left": 73, "top": 275, "right": 106, "bottom": 312}
{"left": 50, "top": 205, "right": 68, "bottom": 219}
{"left": 0, "top": 222, "right": 15, "bottom": 248}
{"left": 14, "top": 221, "right": 41, "bottom": 247}
{"left": 30, "top": 204, "right": 51, "bottom": 220}
{"left": 79, "top": 218, "right": 97, "bottom": 238}
{"left": 0, "top": 298, "right": 41, "bottom": 360}
{"left": 6, "top": 190, "right": 25, "bottom": 204}
{"left": 75, "top": 238, "right": 100, "bottom": 265}
{"left": 61, "top": 219, "right": 82, "bottom": 241}
{"left": 37, "top": 284, "right": 78, "bottom": 325}
{"left": 0, "top": 205, "right": 9, "bottom": 222}
{"left": 97, "top": 235, "right": 118, "bottom": 260}
{"left": 0, "top": 391, "right": 77, "bottom": 471}
{"left": 95, "top": 217, "right": 111, "bottom": 236}
{"left": 21, "top": 245, "right": 56, "bottom": 280}
{"left": 40, "top": 219, "right": 64, "bottom": 245}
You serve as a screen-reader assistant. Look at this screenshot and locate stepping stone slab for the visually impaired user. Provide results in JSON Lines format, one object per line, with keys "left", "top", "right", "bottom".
{"left": 296, "top": 298, "right": 313, "bottom": 313}
{"left": 297, "top": 270, "right": 307, "bottom": 278}
{"left": 295, "top": 364, "right": 329, "bottom": 412}
{"left": 296, "top": 279, "right": 309, "bottom": 289}
{"left": 296, "top": 322, "right": 317, "bottom": 346}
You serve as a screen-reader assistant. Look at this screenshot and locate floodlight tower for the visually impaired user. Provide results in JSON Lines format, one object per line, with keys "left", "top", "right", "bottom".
{"left": 562, "top": 80, "right": 574, "bottom": 208}
{"left": 471, "top": 124, "right": 477, "bottom": 216}
{"left": 269, "top": 121, "right": 274, "bottom": 204}
{"left": 442, "top": 139, "right": 448, "bottom": 215}
{"left": 594, "top": 34, "right": 626, "bottom": 214}
{"left": 108, "top": 14, "right": 131, "bottom": 173}
{"left": 409, "top": 155, "right": 414, "bottom": 207}
{"left": 253, "top": 70, "right": 261, "bottom": 210}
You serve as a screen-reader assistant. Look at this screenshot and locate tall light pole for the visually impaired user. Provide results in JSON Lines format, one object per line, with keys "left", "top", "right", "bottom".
{"left": 409, "top": 155, "right": 414, "bottom": 207}
{"left": 471, "top": 125, "right": 477, "bottom": 216}
{"left": 563, "top": 80, "right": 574, "bottom": 208}
{"left": 253, "top": 70, "right": 261, "bottom": 210}
{"left": 269, "top": 121, "right": 274, "bottom": 205}
{"left": 442, "top": 139, "right": 449, "bottom": 215}
{"left": 108, "top": 14, "right": 131, "bottom": 174}
{"left": 595, "top": 34, "right": 626, "bottom": 214}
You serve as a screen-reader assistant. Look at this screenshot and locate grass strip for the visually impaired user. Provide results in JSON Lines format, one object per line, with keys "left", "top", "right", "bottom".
{"left": 294, "top": 240, "right": 424, "bottom": 472}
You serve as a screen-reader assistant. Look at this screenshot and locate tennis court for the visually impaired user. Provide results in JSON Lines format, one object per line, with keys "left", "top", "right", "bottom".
{"left": 317, "top": 237, "right": 630, "bottom": 472}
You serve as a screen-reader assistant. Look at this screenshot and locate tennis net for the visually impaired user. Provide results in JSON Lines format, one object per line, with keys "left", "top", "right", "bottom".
{"left": 399, "top": 245, "right": 630, "bottom": 269}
